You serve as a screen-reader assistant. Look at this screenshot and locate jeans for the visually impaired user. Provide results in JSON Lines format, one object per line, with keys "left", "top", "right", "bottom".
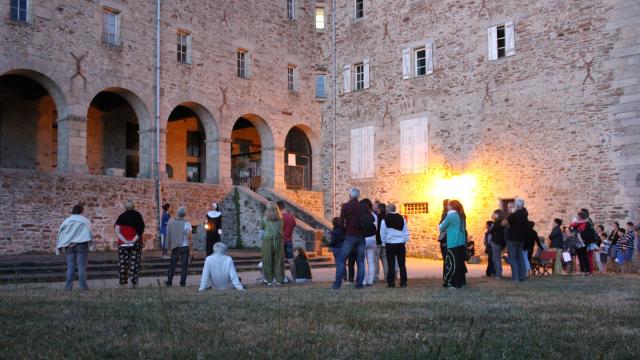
{"left": 491, "top": 241, "right": 503, "bottom": 278}
{"left": 364, "top": 238, "right": 377, "bottom": 285}
{"left": 65, "top": 242, "right": 89, "bottom": 290}
{"left": 374, "top": 244, "right": 388, "bottom": 281}
{"left": 506, "top": 240, "right": 526, "bottom": 281}
{"left": 385, "top": 243, "right": 407, "bottom": 287}
{"left": 160, "top": 233, "right": 167, "bottom": 256}
{"left": 333, "top": 235, "right": 365, "bottom": 288}
{"left": 167, "top": 246, "right": 190, "bottom": 286}
{"left": 523, "top": 250, "right": 531, "bottom": 275}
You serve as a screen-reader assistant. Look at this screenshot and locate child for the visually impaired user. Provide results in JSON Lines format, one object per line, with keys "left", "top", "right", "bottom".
{"left": 330, "top": 217, "right": 347, "bottom": 282}
{"left": 599, "top": 232, "right": 610, "bottom": 275}
{"left": 294, "top": 247, "right": 313, "bottom": 284}
{"left": 563, "top": 226, "right": 577, "bottom": 273}
{"left": 615, "top": 228, "right": 627, "bottom": 273}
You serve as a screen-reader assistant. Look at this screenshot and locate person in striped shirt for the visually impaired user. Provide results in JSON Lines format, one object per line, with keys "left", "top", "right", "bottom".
{"left": 615, "top": 228, "right": 628, "bottom": 273}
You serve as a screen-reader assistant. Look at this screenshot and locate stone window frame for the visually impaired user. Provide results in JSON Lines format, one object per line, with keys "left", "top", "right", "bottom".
{"left": 176, "top": 29, "right": 192, "bottom": 65}
{"left": 102, "top": 6, "right": 121, "bottom": 47}
{"left": 402, "top": 40, "right": 434, "bottom": 80}
{"left": 287, "top": 64, "right": 298, "bottom": 92}
{"left": 315, "top": 3, "right": 325, "bottom": 31}
{"left": 9, "top": 0, "right": 30, "bottom": 23}
{"left": 237, "top": 48, "right": 251, "bottom": 79}
{"left": 287, "top": 0, "right": 296, "bottom": 21}
{"left": 315, "top": 73, "right": 326, "bottom": 99}
{"left": 487, "top": 20, "right": 515, "bottom": 62}
{"left": 354, "top": 62, "right": 365, "bottom": 91}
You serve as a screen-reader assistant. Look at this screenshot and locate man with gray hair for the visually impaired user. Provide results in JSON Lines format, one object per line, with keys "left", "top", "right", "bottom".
{"left": 380, "top": 203, "right": 410, "bottom": 288}
{"left": 333, "top": 187, "right": 366, "bottom": 289}
{"left": 503, "top": 197, "right": 529, "bottom": 282}
{"left": 198, "top": 242, "right": 245, "bottom": 291}
{"left": 166, "top": 206, "right": 193, "bottom": 287}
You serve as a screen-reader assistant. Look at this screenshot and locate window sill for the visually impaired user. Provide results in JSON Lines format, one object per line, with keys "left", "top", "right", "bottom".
{"left": 7, "top": 18, "right": 32, "bottom": 27}
{"left": 102, "top": 42, "right": 123, "bottom": 51}
{"left": 288, "top": 90, "right": 300, "bottom": 95}
{"left": 315, "top": 97, "right": 327, "bottom": 102}
{"left": 177, "top": 61, "right": 192, "bottom": 66}
{"left": 237, "top": 75, "right": 251, "bottom": 80}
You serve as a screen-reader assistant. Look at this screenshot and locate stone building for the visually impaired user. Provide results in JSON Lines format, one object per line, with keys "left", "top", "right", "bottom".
{"left": 0, "top": 0, "right": 639, "bottom": 257}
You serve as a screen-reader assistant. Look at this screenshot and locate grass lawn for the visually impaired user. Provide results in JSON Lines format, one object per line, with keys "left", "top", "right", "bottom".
{"left": 1, "top": 276, "right": 639, "bottom": 359}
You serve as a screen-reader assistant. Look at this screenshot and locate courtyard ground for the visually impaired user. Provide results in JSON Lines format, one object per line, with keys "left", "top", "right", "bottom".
{"left": 1, "top": 273, "right": 638, "bottom": 359}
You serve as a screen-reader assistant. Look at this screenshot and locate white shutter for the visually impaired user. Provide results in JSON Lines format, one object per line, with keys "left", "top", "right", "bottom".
{"left": 363, "top": 126, "right": 375, "bottom": 178}
{"left": 400, "top": 120, "right": 413, "bottom": 174}
{"left": 187, "top": 35, "right": 193, "bottom": 64}
{"left": 363, "top": 58, "right": 370, "bottom": 89}
{"left": 426, "top": 42, "right": 434, "bottom": 75}
{"left": 402, "top": 48, "right": 411, "bottom": 80}
{"left": 343, "top": 64, "right": 351, "bottom": 93}
{"left": 246, "top": 53, "right": 252, "bottom": 78}
{"left": 350, "top": 128, "right": 362, "bottom": 178}
{"left": 505, "top": 21, "right": 516, "bottom": 57}
{"left": 292, "top": 0, "right": 296, "bottom": 20}
{"left": 487, "top": 26, "right": 498, "bottom": 61}
{"left": 412, "top": 117, "right": 428, "bottom": 173}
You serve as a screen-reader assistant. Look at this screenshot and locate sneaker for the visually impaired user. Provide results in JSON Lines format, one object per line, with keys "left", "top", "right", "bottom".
{"left": 446, "top": 286, "right": 457, "bottom": 290}
{"left": 387, "top": 284, "right": 395, "bottom": 288}
{"left": 164, "top": 281, "right": 172, "bottom": 287}
{"left": 400, "top": 284, "right": 407, "bottom": 288}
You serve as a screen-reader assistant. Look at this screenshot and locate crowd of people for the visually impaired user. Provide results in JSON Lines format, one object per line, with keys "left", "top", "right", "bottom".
{"left": 55, "top": 191, "right": 638, "bottom": 291}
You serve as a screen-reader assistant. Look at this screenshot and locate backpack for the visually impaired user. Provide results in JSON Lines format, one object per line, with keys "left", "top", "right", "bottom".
{"left": 360, "top": 213, "right": 376, "bottom": 238}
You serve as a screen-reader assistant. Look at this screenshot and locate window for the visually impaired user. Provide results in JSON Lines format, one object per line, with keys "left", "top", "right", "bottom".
{"left": 400, "top": 117, "right": 428, "bottom": 174}
{"left": 10, "top": 0, "right": 28, "bottom": 22}
{"left": 315, "top": 74, "right": 326, "bottom": 98}
{"left": 186, "top": 131, "right": 202, "bottom": 157}
{"left": 354, "top": 62, "right": 364, "bottom": 90}
{"left": 187, "top": 163, "right": 201, "bottom": 183}
{"left": 354, "top": 0, "right": 364, "bottom": 19}
{"left": 403, "top": 42, "right": 433, "bottom": 79}
{"left": 315, "top": 5, "right": 325, "bottom": 30}
{"left": 403, "top": 202, "right": 429, "bottom": 215}
{"left": 102, "top": 7, "right": 120, "bottom": 46}
{"left": 177, "top": 30, "right": 191, "bottom": 64}
{"left": 287, "top": 0, "right": 296, "bottom": 21}
{"left": 488, "top": 21, "right": 515, "bottom": 61}
{"left": 344, "top": 59, "right": 369, "bottom": 93}
{"left": 350, "top": 126, "right": 374, "bottom": 179}
{"left": 287, "top": 65, "right": 296, "bottom": 91}
{"left": 237, "top": 49, "right": 250, "bottom": 79}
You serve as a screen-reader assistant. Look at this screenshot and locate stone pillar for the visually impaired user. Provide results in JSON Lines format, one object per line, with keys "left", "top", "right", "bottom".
{"left": 56, "top": 115, "right": 88, "bottom": 174}
{"left": 138, "top": 128, "right": 161, "bottom": 179}
{"left": 207, "top": 137, "right": 232, "bottom": 185}
{"left": 261, "top": 145, "right": 285, "bottom": 189}
{"left": 311, "top": 152, "right": 322, "bottom": 191}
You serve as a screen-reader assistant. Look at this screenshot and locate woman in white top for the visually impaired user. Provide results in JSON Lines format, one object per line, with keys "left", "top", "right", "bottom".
{"left": 56, "top": 203, "right": 94, "bottom": 291}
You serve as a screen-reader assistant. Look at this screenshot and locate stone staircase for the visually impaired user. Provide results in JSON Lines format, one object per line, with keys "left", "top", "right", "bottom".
{"left": 0, "top": 251, "right": 334, "bottom": 284}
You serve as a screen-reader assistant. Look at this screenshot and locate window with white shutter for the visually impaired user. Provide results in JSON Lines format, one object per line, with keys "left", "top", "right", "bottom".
{"left": 403, "top": 42, "right": 434, "bottom": 79}
{"left": 488, "top": 22, "right": 515, "bottom": 61}
{"left": 363, "top": 58, "right": 370, "bottom": 89}
{"left": 351, "top": 126, "right": 375, "bottom": 179}
{"left": 400, "top": 117, "right": 428, "bottom": 174}
{"left": 402, "top": 48, "right": 411, "bottom": 80}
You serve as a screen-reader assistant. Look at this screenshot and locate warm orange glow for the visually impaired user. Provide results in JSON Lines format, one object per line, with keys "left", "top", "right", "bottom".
{"left": 429, "top": 174, "right": 479, "bottom": 212}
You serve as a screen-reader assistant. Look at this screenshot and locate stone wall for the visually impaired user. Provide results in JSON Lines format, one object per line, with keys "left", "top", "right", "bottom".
{"left": 280, "top": 189, "right": 325, "bottom": 218}
{"left": 320, "top": 0, "right": 640, "bottom": 256}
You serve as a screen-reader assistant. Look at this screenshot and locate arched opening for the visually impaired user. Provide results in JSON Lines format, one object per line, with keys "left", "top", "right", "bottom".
{"left": 87, "top": 90, "right": 141, "bottom": 178}
{"left": 285, "top": 127, "right": 312, "bottom": 190}
{"left": 231, "top": 117, "right": 262, "bottom": 190}
{"left": 166, "top": 105, "right": 207, "bottom": 182}
{"left": 0, "top": 74, "right": 58, "bottom": 171}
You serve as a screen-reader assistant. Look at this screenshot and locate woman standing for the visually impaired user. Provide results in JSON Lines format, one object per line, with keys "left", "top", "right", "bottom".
{"left": 261, "top": 201, "right": 285, "bottom": 285}
{"left": 160, "top": 203, "right": 171, "bottom": 259}
{"left": 608, "top": 222, "right": 621, "bottom": 272}
{"left": 549, "top": 218, "right": 564, "bottom": 275}
{"left": 484, "top": 220, "right": 495, "bottom": 277}
{"left": 360, "top": 199, "right": 378, "bottom": 286}
{"left": 114, "top": 200, "right": 146, "bottom": 289}
{"left": 56, "top": 203, "right": 94, "bottom": 291}
{"left": 440, "top": 200, "right": 467, "bottom": 289}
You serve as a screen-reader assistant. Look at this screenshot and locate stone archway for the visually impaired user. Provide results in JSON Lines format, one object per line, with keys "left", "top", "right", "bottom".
{"left": 284, "top": 124, "right": 321, "bottom": 191}
{"left": 230, "top": 114, "right": 275, "bottom": 190}
{"left": 0, "top": 70, "right": 66, "bottom": 172}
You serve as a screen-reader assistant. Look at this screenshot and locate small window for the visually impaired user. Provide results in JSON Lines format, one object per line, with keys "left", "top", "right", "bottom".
{"left": 102, "top": 7, "right": 120, "bottom": 46}
{"left": 177, "top": 30, "right": 191, "bottom": 64}
{"left": 287, "top": 65, "right": 296, "bottom": 91}
{"left": 315, "top": 6, "right": 325, "bottom": 30}
{"left": 354, "top": 0, "right": 364, "bottom": 19}
{"left": 287, "top": 0, "right": 296, "bottom": 21}
{"left": 186, "top": 131, "right": 202, "bottom": 157}
{"left": 237, "top": 49, "right": 249, "bottom": 79}
{"left": 10, "top": 0, "right": 28, "bottom": 22}
{"left": 187, "top": 163, "right": 201, "bottom": 183}
{"left": 354, "top": 62, "right": 365, "bottom": 91}
{"left": 315, "top": 74, "right": 326, "bottom": 98}
{"left": 165, "top": 164, "right": 174, "bottom": 179}
{"left": 496, "top": 25, "right": 506, "bottom": 59}
{"left": 403, "top": 202, "right": 429, "bottom": 215}
{"left": 415, "top": 47, "right": 426, "bottom": 76}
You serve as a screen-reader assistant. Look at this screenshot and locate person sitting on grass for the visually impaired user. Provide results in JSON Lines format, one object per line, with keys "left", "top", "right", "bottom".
{"left": 294, "top": 247, "right": 313, "bottom": 284}
{"left": 199, "top": 242, "right": 245, "bottom": 291}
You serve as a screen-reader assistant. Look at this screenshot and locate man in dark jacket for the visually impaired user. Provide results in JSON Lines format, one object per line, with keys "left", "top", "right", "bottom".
{"left": 374, "top": 203, "right": 387, "bottom": 282}
{"left": 333, "top": 187, "right": 365, "bottom": 289}
{"left": 549, "top": 218, "right": 564, "bottom": 275}
{"left": 503, "top": 198, "right": 529, "bottom": 282}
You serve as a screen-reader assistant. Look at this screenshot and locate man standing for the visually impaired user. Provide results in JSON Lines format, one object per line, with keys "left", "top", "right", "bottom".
{"left": 277, "top": 200, "right": 297, "bottom": 282}
{"left": 333, "top": 188, "right": 365, "bottom": 289}
{"left": 374, "top": 202, "right": 388, "bottom": 283}
{"left": 166, "top": 206, "right": 193, "bottom": 287}
{"left": 380, "top": 203, "right": 410, "bottom": 288}
{"left": 503, "top": 198, "right": 528, "bottom": 282}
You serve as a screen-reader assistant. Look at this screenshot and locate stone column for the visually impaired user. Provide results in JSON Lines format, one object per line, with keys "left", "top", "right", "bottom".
{"left": 311, "top": 152, "right": 322, "bottom": 191}
{"left": 206, "top": 137, "right": 232, "bottom": 185}
{"left": 138, "top": 127, "right": 162, "bottom": 179}
{"left": 261, "top": 145, "right": 286, "bottom": 190}
{"left": 56, "top": 115, "right": 88, "bottom": 174}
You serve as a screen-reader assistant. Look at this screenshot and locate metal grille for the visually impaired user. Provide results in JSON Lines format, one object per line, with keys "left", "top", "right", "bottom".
{"left": 403, "top": 202, "right": 428, "bottom": 215}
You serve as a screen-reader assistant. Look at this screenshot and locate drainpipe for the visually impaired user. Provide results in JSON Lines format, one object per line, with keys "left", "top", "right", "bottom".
{"left": 155, "top": 0, "right": 162, "bottom": 247}
{"left": 331, "top": 0, "right": 337, "bottom": 217}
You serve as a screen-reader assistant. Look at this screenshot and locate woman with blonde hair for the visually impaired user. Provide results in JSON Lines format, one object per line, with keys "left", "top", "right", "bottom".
{"left": 261, "top": 201, "right": 285, "bottom": 285}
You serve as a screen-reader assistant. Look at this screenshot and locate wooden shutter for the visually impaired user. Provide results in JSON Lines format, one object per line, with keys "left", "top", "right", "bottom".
{"left": 246, "top": 53, "right": 252, "bottom": 78}
{"left": 400, "top": 120, "right": 413, "bottom": 174}
{"left": 487, "top": 26, "right": 498, "bottom": 61}
{"left": 402, "top": 48, "right": 411, "bottom": 79}
{"left": 363, "top": 126, "right": 375, "bottom": 178}
{"left": 505, "top": 21, "right": 516, "bottom": 56}
{"left": 350, "top": 128, "right": 362, "bottom": 178}
{"left": 186, "top": 35, "right": 193, "bottom": 64}
{"left": 343, "top": 64, "right": 351, "bottom": 93}
{"left": 363, "top": 58, "right": 370, "bottom": 89}
{"left": 426, "top": 42, "right": 434, "bottom": 75}
{"left": 412, "top": 117, "right": 428, "bottom": 173}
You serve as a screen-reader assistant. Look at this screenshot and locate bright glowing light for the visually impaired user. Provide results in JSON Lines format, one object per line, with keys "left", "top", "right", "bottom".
{"left": 429, "top": 174, "right": 478, "bottom": 212}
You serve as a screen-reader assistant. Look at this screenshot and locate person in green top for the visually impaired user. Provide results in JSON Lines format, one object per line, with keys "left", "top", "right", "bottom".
{"left": 261, "top": 201, "right": 285, "bottom": 285}
{"left": 439, "top": 200, "right": 468, "bottom": 289}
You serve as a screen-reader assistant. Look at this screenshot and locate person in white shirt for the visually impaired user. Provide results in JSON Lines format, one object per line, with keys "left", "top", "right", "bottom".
{"left": 361, "top": 199, "right": 378, "bottom": 286}
{"left": 56, "top": 203, "right": 94, "bottom": 291}
{"left": 380, "top": 203, "right": 409, "bottom": 288}
{"left": 199, "top": 242, "right": 245, "bottom": 291}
